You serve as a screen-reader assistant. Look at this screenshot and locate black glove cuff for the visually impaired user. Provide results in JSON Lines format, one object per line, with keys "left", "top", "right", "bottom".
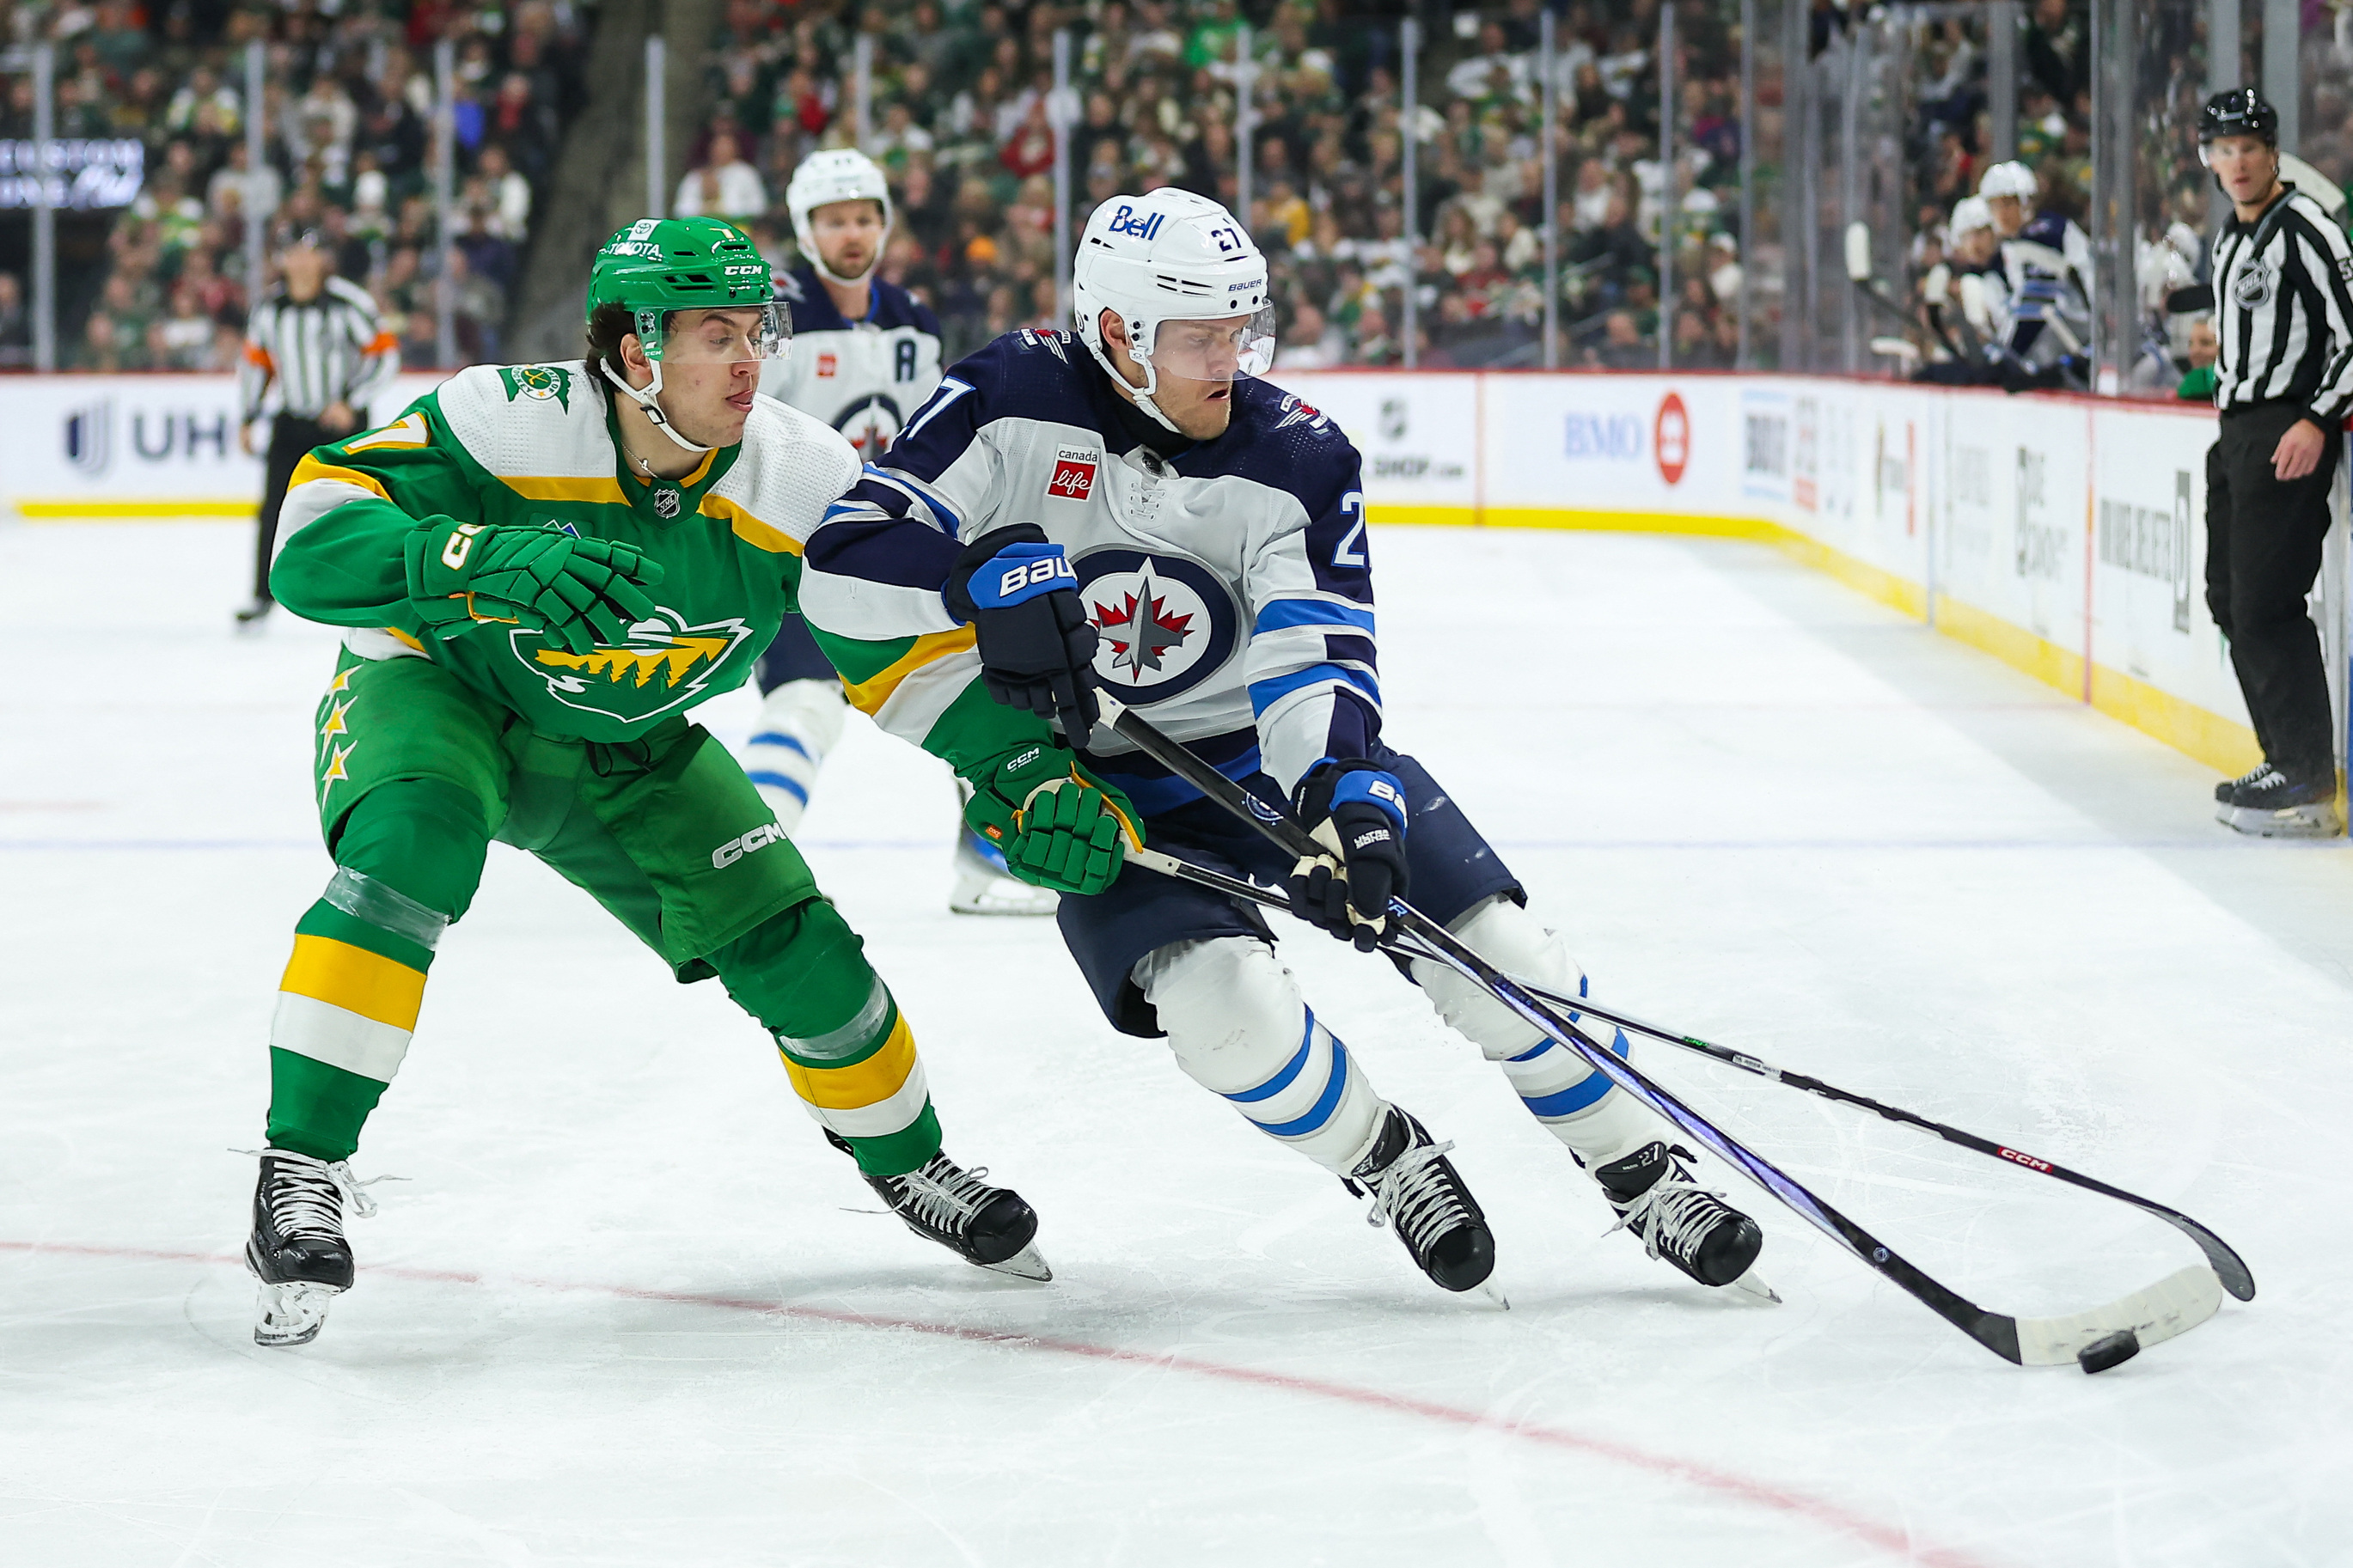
{"left": 1291, "top": 757, "right": 1393, "bottom": 827}
{"left": 943, "top": 522, "right": 1050, "bottom": 623}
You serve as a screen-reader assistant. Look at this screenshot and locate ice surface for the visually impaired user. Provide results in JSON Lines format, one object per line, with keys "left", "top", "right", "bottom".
{"left": 3, "top": 520, "right": 2349, "bottom": 1567}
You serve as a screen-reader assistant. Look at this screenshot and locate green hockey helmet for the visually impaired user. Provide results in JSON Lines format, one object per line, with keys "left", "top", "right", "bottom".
{"left": 586, "top": 216, "right": 787, "bottom": 455}
{"left": 585, "top": 215, "right": 787, "bottom": 362}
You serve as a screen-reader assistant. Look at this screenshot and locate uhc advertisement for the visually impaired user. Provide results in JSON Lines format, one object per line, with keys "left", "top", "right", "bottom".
{"left": 4, "top": 373, "right": 445, "bottom": 515}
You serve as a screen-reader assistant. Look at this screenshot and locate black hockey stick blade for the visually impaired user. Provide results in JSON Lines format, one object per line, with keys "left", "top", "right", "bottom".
{"left": 1133, "top": 838, "right": 2252, "bottom": 1302}
{"left": 1108, "top": 730, "right": 2243, "bottom": 1365}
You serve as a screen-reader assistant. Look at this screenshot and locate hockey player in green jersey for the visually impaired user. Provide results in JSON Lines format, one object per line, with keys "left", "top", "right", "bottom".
{"left": 244, "top": 216, "right": 1047, "bottom": 1347}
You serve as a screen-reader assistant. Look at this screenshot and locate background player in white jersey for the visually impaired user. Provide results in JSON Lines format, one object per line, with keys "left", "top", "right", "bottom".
{"left": 794, "top": 188, "right": 1770, "bottom": 1300}
{"left": 738, "top": 149, "right": 1049, "bottom": 915}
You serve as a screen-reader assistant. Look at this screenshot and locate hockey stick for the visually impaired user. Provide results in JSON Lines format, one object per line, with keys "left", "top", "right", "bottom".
{"left": 1095, "top": 694, "right": 2242, "bottom": 1366}
{"left": 1122, "top": 844, "right": 2254, "bottom": 1303}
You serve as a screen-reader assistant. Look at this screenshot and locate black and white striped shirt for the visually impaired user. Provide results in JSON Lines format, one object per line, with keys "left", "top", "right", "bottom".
{"left": 2211, "top": 184, "right": 2353, "bottom": 424}
{"left": 237, "top": 276, "right": 399, "bottom": 424}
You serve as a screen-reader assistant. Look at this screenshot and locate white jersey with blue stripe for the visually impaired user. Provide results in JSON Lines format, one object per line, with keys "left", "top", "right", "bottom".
{"left": 798, "top": 326, "right": 1378, "bottom": 809}
{"left": 758, "top": 265, "right": 944, "bottom": 461}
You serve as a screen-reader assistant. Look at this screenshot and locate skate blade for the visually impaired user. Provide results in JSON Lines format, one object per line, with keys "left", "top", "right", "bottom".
{"left": 950, "top": 879, "right": 1060, "bottom": 917}
{"left": 977, "top": 1242, "right": 1053, "bottom": 1283}
{"left": 254, "top": 1279, "right": 342, "bottom": 1346}
{"left": 1724, "top": 1267, "right": 1782, "bottom": 1305}
{"left": 2217, "top": 802, "right": 2343, "bottom": 839}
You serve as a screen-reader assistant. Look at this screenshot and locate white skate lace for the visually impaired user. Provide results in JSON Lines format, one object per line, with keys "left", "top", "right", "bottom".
{"left": 2230, "top": 763, "right": 2277, "bottom": 790}
{"left": 1360, "top": 1136, "right": 1472, "bottom": 1258}
{"left": 235, "top": 1150, "right": 398, "bottom": 1236}
{"left": 891, "top": 1156, "right": 996, "bottom": 1236}
{"left": 1608, "top": 1165, "right": 1734, "bottom": 1266}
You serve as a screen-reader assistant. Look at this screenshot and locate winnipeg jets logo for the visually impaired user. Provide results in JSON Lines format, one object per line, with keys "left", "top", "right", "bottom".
{"left": 1073, "top": 548, "right": 1238, "bottom": 701}
{"left": 1092, "top": 565, "right": 1195, "bottom": 678}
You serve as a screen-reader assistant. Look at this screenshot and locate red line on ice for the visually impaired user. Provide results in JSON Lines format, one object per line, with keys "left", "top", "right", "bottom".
{"left": 3, "top": 1238, "right": 1994, "bottom": 1568}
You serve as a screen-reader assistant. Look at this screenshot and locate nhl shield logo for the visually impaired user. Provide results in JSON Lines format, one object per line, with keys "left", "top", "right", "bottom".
{"left": 653, "top": 485, "right": 681, "bottom": 519}
{"left": 2232, "top": 261, "right": 2273, "bottom": 309}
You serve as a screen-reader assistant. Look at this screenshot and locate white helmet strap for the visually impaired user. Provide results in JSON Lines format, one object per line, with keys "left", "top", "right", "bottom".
{"left": 599, "top": 357, "right": 715, "bottom": 457}
{"left": 1083, "top": 308, "right": 1186, "bottom": 436}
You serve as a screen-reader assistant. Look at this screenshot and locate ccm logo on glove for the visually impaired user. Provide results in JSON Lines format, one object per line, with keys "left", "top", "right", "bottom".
{"left": 712, "top": 821, "right": 789, "bottom": 869}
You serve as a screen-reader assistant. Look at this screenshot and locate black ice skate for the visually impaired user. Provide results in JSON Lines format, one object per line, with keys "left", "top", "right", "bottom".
{"left": 2215, "top": 762, "right": 2277, "bottom": 803}
{"left": 828, "top": 1131, "right": 1051, "bottom": 1281}
{"left": 1343, "top": 1106, "right": 1498, "bottom": 1296}
{"left": 245, "top": 1149, "right": 379, "bottom": 1346}
{"left": 1595, "top": 1141, "right": 1775, "bottom": 1301}
{"left": 2217, "top": 766, "right": 2342, "bottom": 839}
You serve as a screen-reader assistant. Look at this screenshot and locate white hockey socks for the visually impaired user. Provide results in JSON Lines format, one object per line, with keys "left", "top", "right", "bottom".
{"left": 1134, "top": 937, "right": 1386, "bottom": 1174}
{"left": 1409, "top": 895, "right": 1659, "bottom": 1169}
{"left": 743, "top": 678, "right": 849, "bottom": 833}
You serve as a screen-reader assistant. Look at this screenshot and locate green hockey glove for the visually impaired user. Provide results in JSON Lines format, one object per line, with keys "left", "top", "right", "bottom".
{"left": 405, "top": 521, "right": 665, "bottom": 655}
{"left": 963, "top": 743, "right": 1142, "bottom": 897}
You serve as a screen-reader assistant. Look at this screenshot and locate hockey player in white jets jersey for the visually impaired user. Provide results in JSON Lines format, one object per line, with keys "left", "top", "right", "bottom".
{"left": 738, "top": 148, "right": 1051, "bottom": 915}
{"left": 795, "top": 188, "right": 1770, "bottom": 1299}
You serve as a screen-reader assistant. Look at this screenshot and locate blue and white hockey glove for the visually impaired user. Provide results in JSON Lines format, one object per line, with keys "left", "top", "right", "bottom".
{"left": 944, "top": 523, "right": 1102, "bottom": 741}
{"left": 1288, "top": 760, "right": 1410, "bottom": 952}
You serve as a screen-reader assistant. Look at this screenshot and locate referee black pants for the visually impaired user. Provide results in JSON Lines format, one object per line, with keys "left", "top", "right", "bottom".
{"left": 2204, "top": 402, "right": 2342, "bottom": 781}
{"left": 253, "top": 414, "right": 332, "bottom": 604}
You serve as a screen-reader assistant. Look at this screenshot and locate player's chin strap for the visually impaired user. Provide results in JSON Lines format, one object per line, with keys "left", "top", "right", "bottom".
{"left": 1079, "top": 320, "right": 1188, "bottom": 436}
{"left": 598, "top": 359, "right": 714, "bottom": 457}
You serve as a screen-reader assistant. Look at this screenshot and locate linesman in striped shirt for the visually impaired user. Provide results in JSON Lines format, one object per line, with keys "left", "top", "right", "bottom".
{"left": 235, "top": 229, "right": 400, "bottom": 625}
{"left": 2194, "top": 89, "right": 2353, "bottom": 837}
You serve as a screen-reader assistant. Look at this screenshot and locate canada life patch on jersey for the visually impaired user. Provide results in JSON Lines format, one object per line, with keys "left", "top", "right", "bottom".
{"left": 816, "top": 351, "right": 839, "bottom": 377}
{"left": 1047, "top": 446, "right": 1100, "bottom": 500}
{"left": 1073, "top": 546, "right": 1239, "bottom": 702}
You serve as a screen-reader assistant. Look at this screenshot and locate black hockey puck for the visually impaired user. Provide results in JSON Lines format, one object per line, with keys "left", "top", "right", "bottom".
{"left": 2077, "top": 1329, "right": 2141, "bottom": 1375}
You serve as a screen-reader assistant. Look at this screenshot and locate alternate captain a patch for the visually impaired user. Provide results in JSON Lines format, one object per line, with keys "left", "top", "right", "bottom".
{"left": 1073, "top": 546, "right": 1239, "bottom": 703}
{"left": 1047, "top": 446, "right": 1099, "bottom": 500}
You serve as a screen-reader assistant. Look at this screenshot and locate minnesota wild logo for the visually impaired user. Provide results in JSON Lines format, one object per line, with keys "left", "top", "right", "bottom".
{"left": 499, "top": 364, "right": 573, "bottom": 411}
{"left": 512, "top": 606, "right": 754, "bottom": 722}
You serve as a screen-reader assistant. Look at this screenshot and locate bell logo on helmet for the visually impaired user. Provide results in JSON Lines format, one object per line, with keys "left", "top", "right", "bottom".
{"left": 1107, "top": 204, "right": 1166, "bottom": 241}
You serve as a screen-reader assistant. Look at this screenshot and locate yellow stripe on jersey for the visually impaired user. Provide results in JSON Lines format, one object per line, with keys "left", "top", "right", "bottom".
{"left": 779, "top": 1013, "right": 919, "bottom": 1110}
{"left": 342, "top": 412, "right": 431, "bottom": 451}
{"left": 498, "top": 475, "right": 633, "bottom": 506}
{"left": 700, "top": 493, "right": 803, "bottom": 555}
{"left": 840, "top": 628, "right": 980, "bottom": 716}
{"left": 279, "top": 935, "right": 427, "bottom": 1031}
{"left": 288, "top": 456, "right": 392, "bottom": 500}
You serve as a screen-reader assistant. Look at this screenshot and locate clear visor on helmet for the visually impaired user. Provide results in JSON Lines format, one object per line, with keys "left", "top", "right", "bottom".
{"left": 1137, "top": 306, "right": 1278, "bottom": 382}
{"left": 2197, "top": 134, "right": 2270, "bottom": 169}
{"left": 646, "top": 302, "right": 791, "bottom": 364}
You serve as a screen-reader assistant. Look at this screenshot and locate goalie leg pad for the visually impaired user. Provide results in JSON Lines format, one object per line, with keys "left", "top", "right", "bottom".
{"left": 1135, "top": 936, "right": 1386, "bottom": 1174}
{"left": 1410, "top": 894, "right": 1659, "bottom": 1168}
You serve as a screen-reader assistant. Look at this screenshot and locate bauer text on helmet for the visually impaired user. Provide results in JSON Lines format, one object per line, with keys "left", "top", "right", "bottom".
{"left": 1073, "top": 190, "right": 1276, "bottom": 435}
{"left": 788, "top": 149, "right": 893, "bottom": 287}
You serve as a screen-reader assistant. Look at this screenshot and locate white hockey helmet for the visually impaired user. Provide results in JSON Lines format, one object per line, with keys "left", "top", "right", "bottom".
{"left": 786, "top": 148, "right": 893, "bottom": 286}
{"left": 1978, "top": 161, "right": 2038, "bottom": 203}
{"left": 1072, "top": 188, "right": 1276, "bottom": 434}
{"left": 1949, "top": 195, "right": 1994, "bottom": 239}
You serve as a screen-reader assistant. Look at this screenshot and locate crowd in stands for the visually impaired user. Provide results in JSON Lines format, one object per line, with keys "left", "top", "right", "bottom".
{"left": 685, "top": 0, "right": 1753, "bottom": 369}
{"left": 0, "top": 0, "right": 590, "bottom": 374}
